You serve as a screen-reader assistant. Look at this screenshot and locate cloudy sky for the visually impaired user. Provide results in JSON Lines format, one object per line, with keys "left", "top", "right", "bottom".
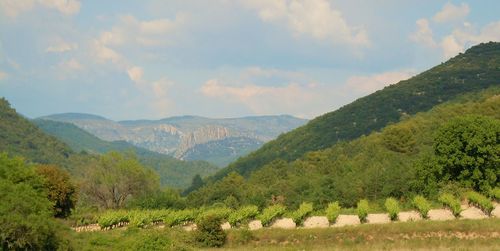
{"left": 1, "top": 0, "right": 499, "bottom": 120}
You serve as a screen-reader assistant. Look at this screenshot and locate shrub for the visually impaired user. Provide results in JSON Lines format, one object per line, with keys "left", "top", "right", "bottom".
{"left": 489, "top": 187, "right": 500, "bottom": 201}
{"left": 232, "top": 229, "right": 255, "bottom": 245}
{"left": 228, "top": 205, "right": 259, "bottom": 226}
{"left": 438, "top": 193, "right": 462, "bottom": 217}
{"left": 195, "top": 215, "right": 226, "bottom": 248}
{"left": 197, "top": 207, "right": 232, "bottom": 223}
{"left": 384, "top": 198, "right": 400, "bottom": 221}
{"left": 325, "top": 202, "right": 341, "bottom": 223}
{"left": 98, "top": 210, "right": 129, "bottom": 229}
{"left": 357, "top": 200, "right": 369, "bottom": 223}
{"left": 290, "top": 202, "right": 314, "bottom": 225}
{"left": 257, "top": 205, "right": 286, "bottom": 226}
{"left": 466, "top": 191, "right": 494, "bottom": 215}
{"left": 163, "top": 209, "right": 198, "bottom": 227}
{"left": 412, "top": 196, "right": 431, "bottom": 218}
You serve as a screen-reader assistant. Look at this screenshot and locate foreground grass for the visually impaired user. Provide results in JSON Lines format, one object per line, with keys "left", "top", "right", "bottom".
{"left": 218, "top": 219, "right": 500, "bottom": 251}
{"left": 73, "top": 218, "right": 500, "bottom": 251}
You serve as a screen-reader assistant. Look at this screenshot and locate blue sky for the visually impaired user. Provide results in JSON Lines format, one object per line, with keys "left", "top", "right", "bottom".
{"left": 1, "top": 0, "right": 499, "bottom": 120}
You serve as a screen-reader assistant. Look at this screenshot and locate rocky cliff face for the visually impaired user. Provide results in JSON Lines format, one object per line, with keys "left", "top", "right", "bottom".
{"left": 39, "top": 114, "right": 307, "bottom": 165}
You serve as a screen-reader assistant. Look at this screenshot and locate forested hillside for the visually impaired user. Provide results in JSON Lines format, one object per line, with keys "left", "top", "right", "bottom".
{"left": 35, "top": 119, "right": 220, "bottom": 188}
{"left": 188, "top": 87, "right": 500, "bottom": 208}
{"left": 214, "top": 42, "right": 500, "bottom": 180}
{"left": 0, "top": 98, "right": 74, "bottom": 166}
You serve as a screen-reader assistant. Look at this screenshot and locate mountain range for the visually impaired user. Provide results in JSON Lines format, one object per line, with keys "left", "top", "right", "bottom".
{"left": 37, "top": 113, "right": 307, "bottom": 167}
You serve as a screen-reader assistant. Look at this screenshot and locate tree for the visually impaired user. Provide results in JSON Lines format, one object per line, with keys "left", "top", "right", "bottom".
{"left": 36, "top": 165, "right": 78, "bottom": 218}
{"left": 182, "top": 174, "right": 204, "bottom": 195}
{"left": 0, "top": 153, "right": 71, "bottom": 250}
{"left": 434, "top": 115, "right": 499, "bottom": 192}
{"left": 80, "top": 152, "right": 160, "bottom": 209}
{"left": 195, "top": 215, "right": 226, "bottom": 248}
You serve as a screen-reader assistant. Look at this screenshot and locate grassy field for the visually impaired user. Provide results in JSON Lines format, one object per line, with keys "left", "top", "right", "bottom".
{"left": 73, "top": 218, "right": 500, "bottom": 251}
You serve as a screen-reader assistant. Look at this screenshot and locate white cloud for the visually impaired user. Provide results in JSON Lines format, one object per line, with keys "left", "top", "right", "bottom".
{"left": 59, "top": 58, "right": 82, "bottom": 70}
{"left": 127, "top": 66, "right": 144, "bottom": 83}
{"left": 98, "top": 14, "right": 186, "bottom": 48}
{"left": 433, "top": 2, "right": 469, "bottom": 23}
{"left": 243, "top": 0, "right": 369, "bottom": 47}
{"left": 0, "top": 0, "right": 35, "bottom": 18}
{"left": 346, "top": 70, "right": 414, "bottom": 95}
{"left": 0, "top": 0, "right": 80, "bottom": 18}
{"left": 45, "top": 40, "right": 78, "bottom": 53}
{"left": 410, "top": 19, "right": 437, "bottom": 48}
{"left": 0, "top": 71, "right": 8, "bottom": 80}
{"left": 440, "top": 35, "right": 464, "bottom": 59}
{"left": 242, "top": 67, "right": 306, "bottom": 81}
{"left": 201, "top": 79, "right": 322, "bottom": 117}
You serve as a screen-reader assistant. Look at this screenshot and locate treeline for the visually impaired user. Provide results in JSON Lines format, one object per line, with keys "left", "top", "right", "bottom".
{"left": 186, "top": 88, "right": 500, "bottom": 210}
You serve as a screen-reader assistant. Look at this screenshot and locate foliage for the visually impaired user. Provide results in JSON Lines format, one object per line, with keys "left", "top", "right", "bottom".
{"left": 197, "top": 207, "right": 233, "bottom": 223}
{"left": 325, "top": 202, "right": 341, "bottom": 223}
{"left": 0, "top": 154, "right": 71, "bottom": 250}
{"left": 127, "top": 188, "right": 186, "bottom": 210}
{"left": 412, "top": 196, "right": 432, "bottom": 219}
{"left": 490, "top": 187, "right": 500, "bottom": 201}
{"left": 98, "top": 210, "right": 130, "bottom": 229}
{"left": 384, "top": 198, "right": 400, "bottom": 221}
{"left": 258, "top": 204, "right": 286, "bottom": 226}
{"left": 80, "top": 152, "right": 160, "bottom": 209}
{"left": 382, "top": 125, "right": 417, "bottom": 153}
{"left": 434, "top": 115, "right": 500, "bottom": 193}
{"left": 195, "top": 214, "right": 227, "bottom": 248}
{"left": 188, "top": 87, "right": 500, "bottom": 208}
{"left": 466, "top": 191, "right": 494, "bottom": 215}
{"left": 290, "top": 202, "right": 314, "bottom": 225}
{"left": 228, "top": 205, "right": 260, "bottom": 226}
{"left": 163, "top": 209, "right": 198, "bottom": 227}
{"left": 0, "top": 98, "right": 74, "bottom": 167}
{"left": 357, "top": 200, "right": 369, "bottom": 223}
{"left": 438, "top": 193, "right": 462, "bottom": 217}
{"left": 210, "top": 42, "right": 500, "bottom": 182}
{"left": 35, "top": 164, "right": 78, "bottom": 218}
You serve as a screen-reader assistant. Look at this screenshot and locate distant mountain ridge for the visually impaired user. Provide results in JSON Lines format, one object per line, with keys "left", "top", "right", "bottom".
{"left": 38, "top": 113, "right": 307, "bottom": 166}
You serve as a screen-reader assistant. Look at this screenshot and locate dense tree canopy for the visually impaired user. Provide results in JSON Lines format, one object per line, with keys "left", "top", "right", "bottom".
{"left": 36, "top": 165, "right": 78, "bottom": 218}
{"left": 80, "top": 152, "right": 160, "bottom": 209}
{"left": 434, "top": 115, "right": 499, "bottom": 192}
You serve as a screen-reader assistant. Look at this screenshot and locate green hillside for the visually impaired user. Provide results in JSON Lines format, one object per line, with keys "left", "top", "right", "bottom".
{"left": 34, "top": 119, "right": 220, "bottom": 188}
{"left": 188, "top": 87, "right": 500, "bottom": 208}
{"left": 213, "top": 42, "right": 500, "bottom": 180}
{"left": 0, "top": 98, "right": 74, "bottom": 166}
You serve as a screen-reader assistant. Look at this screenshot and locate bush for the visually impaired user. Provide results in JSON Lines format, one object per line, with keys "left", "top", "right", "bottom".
{"left": 325, "top": 202, "right": 341, "bottom": 223}
{"left": 489, "top": 187, "right": 500, "bottom": 201}
{"left": 257, "top": 205, "right": 286, "bottom": 226}
{"left": 98, "top": 210, "right": 129, "bottom": 229}
{"left": 195, "top": 215, "right": 226, "bottom": 248}
{"left": 466, "top": 191, "right": 494, "bottom": 215}
{"left": 197, "top": 207, "right": 232, "bottom": 223}
{"left": 412, "top": 196, "right": 431, "bottom": 218}
{"left": 357, "top": 200, "right": 369, "bottom": 223}
{"left": 290, "top": 202, "right": 313, "bottom": 225}
{"left": 384, "top": 198, "right": 400, "bottom": 221}
{"left": 232, "top": 229, "right": 255, "bottom": 245}
{"left": 438, "top": 193, "right": 462, "bottom": 217}
{"left": 228, "top": 205, "right": 259, "bottom": 226}
{"left": 163, "top": 209, "right": 198, "bottom": 227}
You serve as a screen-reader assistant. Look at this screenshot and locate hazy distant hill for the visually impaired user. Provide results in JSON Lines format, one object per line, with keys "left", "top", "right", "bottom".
{"left": 0, "top": 98, "right": 73, "bottom": 166}
{"left": 39, "top": 113, "right": 307, "bottom": 166}
{"left": 209, "top": 42, "right": 500, "bottom": 180}
{"left": 34, "top": 119, "right": 220, "bottom": 188}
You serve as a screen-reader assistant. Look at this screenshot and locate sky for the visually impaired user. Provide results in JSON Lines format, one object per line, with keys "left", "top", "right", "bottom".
{"left": 1, "top": 0, "right": 500, "bottom": 120}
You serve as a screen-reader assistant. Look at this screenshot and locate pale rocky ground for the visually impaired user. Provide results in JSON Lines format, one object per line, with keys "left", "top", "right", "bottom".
{"left": 270, "top": 218, "right": 296, "bottom": 229}
{"left": 334, "top": 215, "right": 361, "bottom": 227}
{"left": 460, "top": 204, "right": 488, "bottom": 219}
{"left": 492, "top": 202, "right": 500, "bottom": 218}
{"left": 303, "top": 216, "right": 329, "bottom": 228}
{"left": 428, "top": 209, "right": 455, "bottom": 221}
{"left": 221, "top": 222, "right": 231, "bottom": 230}
{"left": 398, "top": 211, "right": 422, "bottom": 222}
{"left": 248, "top": 220, "right": 263, "bottom": 230}
{"left": 366, "top": 213, "right": 391, "bottom": 224}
